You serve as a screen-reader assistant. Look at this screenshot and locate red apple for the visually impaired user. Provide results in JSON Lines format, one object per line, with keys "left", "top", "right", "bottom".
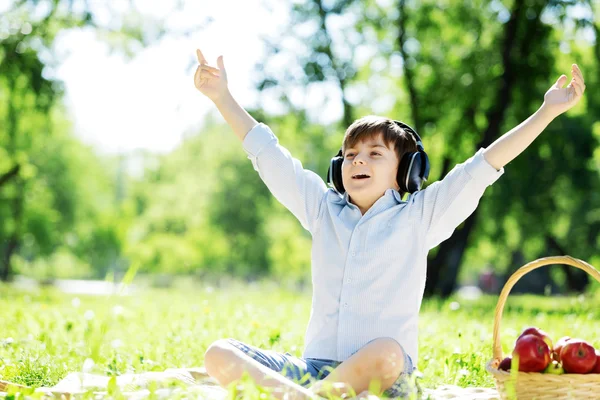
{"left": 512, "top": 334, "right": 551, "bottom": 372}
{"left": 498, "top": 356, "right": 512, "bottom": 371}
{"left": 553, "top": 336, "right": 571, "bottom": 362}
{"left": 591, "top": 350, "right": 600, "bottom": 374}
{"left": 560, "top": 339, "right": 596, "bottom": 374}
{"left": 518, "top": 327, "right": 553, "bottom": 351}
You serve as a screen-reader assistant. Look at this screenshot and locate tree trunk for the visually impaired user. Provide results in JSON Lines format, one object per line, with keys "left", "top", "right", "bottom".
{"left": 545, "top": 235, "right": 589, "bottom": 293}
{"left": 1, "top": 236, "right": 19, "bottom": 281}
{"left": 1, "top": 67, "right": 23, "bottom": 281}
{"left": 503, "top": 250, "right": 559, "bottom": 294}
{"left": 0, "top": 179, "right": 24, "bottom": 282}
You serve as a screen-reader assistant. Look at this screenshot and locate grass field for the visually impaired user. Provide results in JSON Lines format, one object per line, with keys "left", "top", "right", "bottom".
{"left": 1, "top": 279, "right": 599, "bottom": 398}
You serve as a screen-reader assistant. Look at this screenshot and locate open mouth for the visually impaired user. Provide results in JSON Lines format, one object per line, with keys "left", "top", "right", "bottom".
{"left": 352, "top": 174, "right": 371, "bottom": 180}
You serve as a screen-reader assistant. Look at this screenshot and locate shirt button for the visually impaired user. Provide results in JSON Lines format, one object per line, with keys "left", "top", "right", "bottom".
{"left": 344, "top": 303, "right": 349, "bottom": 308}
{"left": 351, "top": 251, "right": 356, "bottom": 257}
{"left": 346, "top": 278, "right": 351, "bottom": 283}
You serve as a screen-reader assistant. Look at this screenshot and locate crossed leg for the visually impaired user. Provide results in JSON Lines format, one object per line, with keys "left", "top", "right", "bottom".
{"left": 308, "top": 338, "right": 407, "bottom": 398}
{"left": 204, "top": 339, "right": 319, "bottom": 400}
{"left": 204, "top": 337, "right": 408, "bottom": 399}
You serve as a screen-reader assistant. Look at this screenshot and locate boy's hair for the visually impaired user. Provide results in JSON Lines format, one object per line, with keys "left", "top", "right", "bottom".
{"left": 342, "top": 115, "right": 418, "bottom": 196}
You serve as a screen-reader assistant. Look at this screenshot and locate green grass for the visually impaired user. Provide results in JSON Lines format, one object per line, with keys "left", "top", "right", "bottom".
{"left": 1, "top": 280, "right": 599, "bottom": 398}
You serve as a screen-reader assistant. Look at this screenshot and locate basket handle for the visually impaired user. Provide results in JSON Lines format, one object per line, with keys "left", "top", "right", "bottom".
{"left": 492, "top": 255, "right": 600, "bottom": 361}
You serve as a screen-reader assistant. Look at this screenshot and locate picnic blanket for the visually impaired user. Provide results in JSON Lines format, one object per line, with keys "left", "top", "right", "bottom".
{"left": 0, "top": 367, "right": 500, "bottom": 399}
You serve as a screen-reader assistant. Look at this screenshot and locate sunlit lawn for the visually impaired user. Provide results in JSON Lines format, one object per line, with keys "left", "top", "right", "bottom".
{"left": 1, "top": 279, "right": 599, "bottom": 398}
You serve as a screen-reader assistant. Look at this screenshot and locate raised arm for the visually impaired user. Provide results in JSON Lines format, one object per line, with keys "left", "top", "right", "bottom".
{"left": 483, "top": 64, "right": 586, "bottom": 170}
{"left": 414, "top": 64, "right": 586, "bottom": 250}
{"left": 193, "top": 48, "right": 328, "bottom": 233}
{"left": 193, "top": 48, "right": 257, "bottom": 141}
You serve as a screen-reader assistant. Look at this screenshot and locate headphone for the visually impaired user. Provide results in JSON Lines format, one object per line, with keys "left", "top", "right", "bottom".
{"left": 326, "top": 120, "right": 430, "bottom": 196}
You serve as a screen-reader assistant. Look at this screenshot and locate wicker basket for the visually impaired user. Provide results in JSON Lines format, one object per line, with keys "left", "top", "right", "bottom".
{"left": 485, "top": 255, "right": 600, "bottom": 399}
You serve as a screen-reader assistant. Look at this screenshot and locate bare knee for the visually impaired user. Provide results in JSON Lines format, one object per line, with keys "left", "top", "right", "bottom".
{"left": 366, "top": 338, "right": 405, "bottom": 388}
{"left": 204, "top": 339, "right": 241, "bottom": 384}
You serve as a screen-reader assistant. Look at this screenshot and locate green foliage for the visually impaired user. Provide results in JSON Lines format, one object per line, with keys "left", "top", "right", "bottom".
{"left": 0, "top": 0, "right": 190, "bottom": 281}
{"left": 208, "top": 150, "right": 271, "bottom": 276}
{"left": 125, "top": 112, "right": 329, "bottom": 280}
{"left": 12, "top": 249, "right": 94, "bottom": 280}
{"left": 265, "top": 207, "right": 312, "bottom": 283}
{"left": 5, "top": 109, "right": 123, "bottom": 280}
{"left": 124, "top": 121, "right": 252, "bottom": 276}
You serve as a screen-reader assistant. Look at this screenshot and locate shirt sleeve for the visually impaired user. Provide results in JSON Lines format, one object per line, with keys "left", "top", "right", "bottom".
{"left": 408, "top": 148, "right": 504, "bottom": 250}
{"left": 242, "top": 123, "right": 329, "bottom": 233}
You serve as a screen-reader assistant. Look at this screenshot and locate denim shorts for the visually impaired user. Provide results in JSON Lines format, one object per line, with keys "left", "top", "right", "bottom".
{"left": 225, "top": 338, "right": 421, "bottom": 398}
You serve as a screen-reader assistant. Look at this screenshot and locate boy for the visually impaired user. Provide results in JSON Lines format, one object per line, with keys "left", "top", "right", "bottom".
{"left": 193, "top": 49, "right": 585, "bottom": 399}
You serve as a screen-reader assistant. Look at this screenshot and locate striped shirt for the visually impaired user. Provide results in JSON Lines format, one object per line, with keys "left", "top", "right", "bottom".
{"left": 242, "top": 123, "right": 504, "bottom": 366}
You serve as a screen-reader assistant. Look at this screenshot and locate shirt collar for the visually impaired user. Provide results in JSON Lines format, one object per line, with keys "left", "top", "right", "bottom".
{"left": 338, "top": 188, "right": 404, "bottom": 210}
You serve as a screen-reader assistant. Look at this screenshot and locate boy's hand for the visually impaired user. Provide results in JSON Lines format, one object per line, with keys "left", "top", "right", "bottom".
{"left": 193, "top": 48, "right": 229, "bottom": 102}
{"left": 541, "top": 63, "right": 586, "bottom": 118}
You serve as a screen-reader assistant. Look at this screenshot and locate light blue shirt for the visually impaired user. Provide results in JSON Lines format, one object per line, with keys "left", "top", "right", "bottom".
{"left": 242, "top": 123, "right": 504, "bottom": 365}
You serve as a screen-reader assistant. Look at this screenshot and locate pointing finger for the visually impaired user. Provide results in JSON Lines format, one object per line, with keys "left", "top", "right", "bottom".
{"left": 196, "top": 48, "right": 207, "bottom": 65}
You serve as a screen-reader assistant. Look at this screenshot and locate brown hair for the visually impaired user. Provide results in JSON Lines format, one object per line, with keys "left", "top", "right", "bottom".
{"left": 342, "top": 115, "right": 417, "bottom": 157}
{"left": 342, "top": 116, "right": 418, "bottom": 193}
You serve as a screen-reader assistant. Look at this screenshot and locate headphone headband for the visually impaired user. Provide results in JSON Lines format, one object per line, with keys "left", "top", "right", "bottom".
{"left": 393, "top": 120, "right": 424, "bottom": 152}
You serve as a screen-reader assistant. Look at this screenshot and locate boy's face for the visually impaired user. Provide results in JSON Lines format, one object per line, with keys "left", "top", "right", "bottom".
{"left": 342, "top": 132, "right": 400, "bottom": 213}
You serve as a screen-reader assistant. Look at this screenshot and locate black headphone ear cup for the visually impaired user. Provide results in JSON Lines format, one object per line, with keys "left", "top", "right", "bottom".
{"left": 421, "top": 151, "right": 430, "bottom": 181}
{"left": 397, "top": 152, "right": 412, "bottom": 193}
{"left": 407, "top": 153, "right": 424, "bottom": 193}
{"left": 398, "top": 152, "right": 425, "bottom": 193}
{"left": 334, "top": 157, "right": 345, "bottom": 194}
{"left": 327, "top": 156, "right": 345, "bottom": 194}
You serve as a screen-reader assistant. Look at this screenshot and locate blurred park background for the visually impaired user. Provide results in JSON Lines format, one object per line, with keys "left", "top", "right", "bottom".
{"left": 1, "top": 0, "right": 600, "bottom": 299}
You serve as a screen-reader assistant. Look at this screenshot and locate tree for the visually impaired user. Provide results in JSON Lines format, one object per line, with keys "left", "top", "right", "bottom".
{"left": 0, "top": 0, "right": 203, "bottom": 280}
